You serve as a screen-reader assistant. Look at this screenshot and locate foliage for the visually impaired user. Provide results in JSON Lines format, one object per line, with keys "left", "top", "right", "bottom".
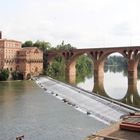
{"left": 0, "top": 69, "right": 9, "bottom": 81}
{"left": 22, "top": 40, "right": 51, "bottom": 52}
{"left": 46, "top": 56, "right": 66, "bottom": 81}
{"left": 22, "top": 40, "right": 33, "bottom": 47}
{"left": 34, "top": 40, "right": 51, "bottom": 52}
{"left": 12, "top": 71, "right": 23, "bottom": 80}
{"left": 76, "top": 55, "right": 93, "bottom": 83}
{"left": 105, "top": 56, "right": 128, "bottom": 77}
{"left": 45, "top": 41, "right": 75, "bottom": 81}
{"left": 105, "top": 56, "right": 127, "bottom": 67}
{"left": 55, "top": 41, "right": 76, "bottom": 50}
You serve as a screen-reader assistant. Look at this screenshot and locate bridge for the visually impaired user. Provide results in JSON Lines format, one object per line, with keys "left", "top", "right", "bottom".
{"left": 45, "top": 46, "right": 140, "bottom": 100}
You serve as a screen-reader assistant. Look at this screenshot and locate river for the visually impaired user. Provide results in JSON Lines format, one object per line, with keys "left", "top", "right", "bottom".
{"left": 77, "top": 66, "right": 140, "bottom": 109}
{"left": 0, "top": 80, "right": 107, "bottom": 140}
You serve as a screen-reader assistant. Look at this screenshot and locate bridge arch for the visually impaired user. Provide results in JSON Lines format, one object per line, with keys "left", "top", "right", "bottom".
{"left": 103, "top": 52, "right": 128, "bottom": 100}
{"left": 46, "top": 47, "right": 140, "bottom": 98}
{"left": 65, "top": 52, "right": 94, "bottom": 84}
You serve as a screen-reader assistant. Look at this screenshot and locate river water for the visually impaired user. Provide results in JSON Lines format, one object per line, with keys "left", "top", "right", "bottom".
{"left": 77, "top": 67, "right": 140, "bottom": 109}
{"left": 0, "top": 81, "right": 107, "bottom": 140}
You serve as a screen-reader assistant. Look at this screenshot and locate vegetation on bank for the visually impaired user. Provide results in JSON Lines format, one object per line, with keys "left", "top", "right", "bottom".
{"left": 0, "top": 69, "right": 9, "bottom": 81}
{"left": 0, "top": 69, "right": 24, "bottom": 81}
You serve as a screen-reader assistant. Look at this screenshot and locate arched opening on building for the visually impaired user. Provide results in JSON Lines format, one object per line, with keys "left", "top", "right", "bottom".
{"left": 35, "top": 67, "right": 38, "bottom": 72}
{"left": 104, "top": 52, "right": 128, "bottom": 100}
{"left": 16, "top": 65, "right": 19, "bottom": 71}
{"left": 75, "top": 53, "right": 93, "bottom": 91}
{"left": 27, "top": 73, "right": 31, "bottom": 79}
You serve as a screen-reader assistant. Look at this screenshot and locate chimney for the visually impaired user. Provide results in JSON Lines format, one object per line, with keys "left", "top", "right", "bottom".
{"left": 0, "top": 31, "right": 2, "bottom": 39}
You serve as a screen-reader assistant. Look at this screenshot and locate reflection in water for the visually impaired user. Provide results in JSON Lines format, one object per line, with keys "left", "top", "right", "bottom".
{"left": 76, "top": 66, "right": 140, "bottom": 109}
{"left": 122, "top": 88, "right": 140, "bottom": 108}
{"left": 137, "top": 80, "right": 140, "bottom": 97}
{"left": 104, "top": 72, "right": 127, "bottom": 100}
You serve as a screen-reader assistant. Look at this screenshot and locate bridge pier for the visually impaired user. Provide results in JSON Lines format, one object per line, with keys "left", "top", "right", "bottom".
{"left": 65, "top": 61, "right": 76, "bottom": 84}
{"left": 127, "top": 60, "right": 138, "bottom": 94}
{"left": 93, "top": 61, "right": 105, "bottom": 94}
{"left": 120, "top": 60, "right": 138, "bottom": 106}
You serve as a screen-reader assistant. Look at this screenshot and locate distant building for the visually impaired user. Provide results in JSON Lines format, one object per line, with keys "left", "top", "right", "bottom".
{"left": 0, "top": 32, "right": 43, "bottom": 79}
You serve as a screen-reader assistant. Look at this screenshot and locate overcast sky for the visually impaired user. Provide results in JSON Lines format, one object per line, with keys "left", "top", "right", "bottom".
{"left": 0, "top": 0, "right": 140, "bottom": 48}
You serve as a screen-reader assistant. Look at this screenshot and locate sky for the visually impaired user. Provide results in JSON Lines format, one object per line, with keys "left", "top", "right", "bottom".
{"left": 0, "top": 0, "right": 140, "bottom": 48}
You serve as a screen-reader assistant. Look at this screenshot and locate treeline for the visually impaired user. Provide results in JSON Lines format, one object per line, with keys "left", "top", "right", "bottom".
{"left": 105, "top": 56, "right": 128, "bottom": 74}
{"left": 105, "top": 56, "right": 127, "bottom": 67}
{"left": 22, "top": 40, "right": 51, "bottom": 52}
{"left": 105, "top": 55, "right": 140, "bottom": 72}
{"left": 22, "top": 40, "right": 75, "bottom": 51}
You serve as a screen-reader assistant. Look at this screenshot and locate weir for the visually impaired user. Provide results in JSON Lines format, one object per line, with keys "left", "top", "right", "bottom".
{"left": 35, "top": 77, "right": 139, "bottom": 125}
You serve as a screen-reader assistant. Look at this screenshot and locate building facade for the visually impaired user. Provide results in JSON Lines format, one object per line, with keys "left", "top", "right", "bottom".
{"left": 0, "top": 32, "right": 43, "bottom": 79}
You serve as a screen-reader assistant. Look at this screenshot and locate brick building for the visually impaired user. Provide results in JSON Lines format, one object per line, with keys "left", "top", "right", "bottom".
{"left": 0, "top": 32, "right": 43, "bottom": 79}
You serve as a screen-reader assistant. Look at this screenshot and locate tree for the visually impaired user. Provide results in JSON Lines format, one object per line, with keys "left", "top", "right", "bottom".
{"left": 45, "top": 41, "right": 75, "bottom": 80}
{"left": 22, "top": 40, "right": 33, "bottom": 47}
{"left": 76, "top": 55, "right": 93, "bottom": 83}
{"left": 0, "top": 69, "right": 9, "bottom": 81}
{"left": 56, "top": 41, "right": 75, "bottom": 50}
{"left": 33, "top": 40, "right": 52, "bottom": 69}
{"left": 34, "top": 40, "right": 51, "bottom": 52}
{"left": 12, "top": 71, "right": 23, "bottom": 80}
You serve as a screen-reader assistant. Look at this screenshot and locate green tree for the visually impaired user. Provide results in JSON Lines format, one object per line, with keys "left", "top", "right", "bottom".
{"left": 12, "top": 71, "right": 23, "bottom": 80}
{"left": 45, "top": 41, "right": 75, "bottom": 81}
{"left": 0, "top": 69, "right": 9, "bottom": 81}
{"left": 56, "top": 41, "right": 75, "bottom": 50}
{"left": 34, "top": 40, "right": 51, "bottom": 52}
{"left": 46, "top": 56, "right": 66, "bottom": 81}
{"left": 76, "top": 55, "right": 93, "bottom": 83}
{"left": 22, "top": 40, "right": 33, "bottom": 47}
{"left": 33, "top": 40, "right": 52, "bottom": 69}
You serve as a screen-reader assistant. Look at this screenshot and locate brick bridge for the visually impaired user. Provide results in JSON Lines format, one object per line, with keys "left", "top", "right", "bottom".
{"left": 45, "top": 46, "right": 140, "bottom": 102}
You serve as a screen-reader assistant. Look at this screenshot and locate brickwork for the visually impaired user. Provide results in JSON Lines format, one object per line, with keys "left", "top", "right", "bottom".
{"left": 46, "top": 47, "right": 140, "bottom": 94}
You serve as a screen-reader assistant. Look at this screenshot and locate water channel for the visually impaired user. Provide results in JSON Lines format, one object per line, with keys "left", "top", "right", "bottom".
{"left": 0, "top": 81, "right": 107, "bottom": 140}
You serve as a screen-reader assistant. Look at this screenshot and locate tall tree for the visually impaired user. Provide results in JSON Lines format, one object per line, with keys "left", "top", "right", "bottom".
{"left": 56, "top": 41, "right": 75, "bottom": 50}
{"left": 22, "top": 40, "right": 33, "bottom": 47}
{"left": 34, "top": 40, "right": 51, "bottom": 52}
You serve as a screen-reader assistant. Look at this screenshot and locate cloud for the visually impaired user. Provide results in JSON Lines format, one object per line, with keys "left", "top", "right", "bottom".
{"left": 1, "top": 0, "right": 140, "bottom": 48}
{"left": 112, "top": 22, "right": 132, "bottom": 36}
